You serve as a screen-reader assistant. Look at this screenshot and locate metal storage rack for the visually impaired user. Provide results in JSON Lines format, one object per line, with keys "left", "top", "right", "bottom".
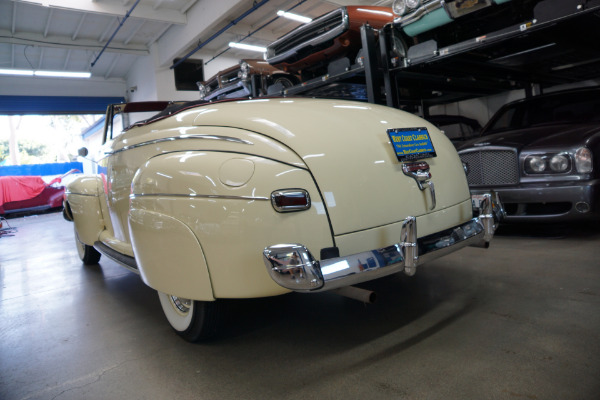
{"left": 273, "top": 0, "right": 600, "bottom": 110}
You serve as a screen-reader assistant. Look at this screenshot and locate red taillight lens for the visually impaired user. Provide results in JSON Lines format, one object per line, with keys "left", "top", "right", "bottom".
{"left": 271, "top": 189, "right": 311, "bottom": 212}
{"left": 402, "top": 161, "right": 431, "bottom": 180}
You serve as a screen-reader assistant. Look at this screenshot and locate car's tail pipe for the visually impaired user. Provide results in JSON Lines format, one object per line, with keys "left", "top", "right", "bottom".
{"left": 332, "top": 286, "right": 377, "bottom": 303}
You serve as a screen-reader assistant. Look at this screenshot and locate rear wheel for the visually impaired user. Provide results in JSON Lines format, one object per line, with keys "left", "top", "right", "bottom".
{"left": 158, "top": 292, "right": 220, "bottom": 342}
{"left": 271, "top": 74, "right": 296, "bottom": 89}
{"left": 74, "top": 226, "right": 101, "bottom": 265}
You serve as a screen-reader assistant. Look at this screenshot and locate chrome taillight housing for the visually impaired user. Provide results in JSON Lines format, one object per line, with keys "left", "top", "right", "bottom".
{"left": 271, "top": 189, "right": 311, "bottom": 212}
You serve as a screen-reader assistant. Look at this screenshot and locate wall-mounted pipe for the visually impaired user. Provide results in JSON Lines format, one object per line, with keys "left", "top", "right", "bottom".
{"left": 91, "top": 0, "right": 141, "bottom": 68}
{"left": 170, "top": 0, "right": 270, "bottom": 70}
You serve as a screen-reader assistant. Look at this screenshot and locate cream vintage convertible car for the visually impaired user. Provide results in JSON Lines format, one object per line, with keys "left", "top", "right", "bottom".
{"left": 64, "top": 98, "right": 498, "bottom": 341}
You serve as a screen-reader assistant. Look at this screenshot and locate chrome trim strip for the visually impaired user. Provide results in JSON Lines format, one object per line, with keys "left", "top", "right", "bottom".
{"left": 106, "top": 135, "right": 254, "bottom": 155}
{"left": 266, "top": 7, "right": 349, "bottom": 65}
{"left": 64, "top": 191, "right": 98, "bottom": 197}
{"left": 458, "top": 145, "right": 516, "bottom": 154}
{"left": 130, "top": 193, "right": 269, "bottom": 201}
{"left": 393, "top": 0, "right": 445, "bottom": 27}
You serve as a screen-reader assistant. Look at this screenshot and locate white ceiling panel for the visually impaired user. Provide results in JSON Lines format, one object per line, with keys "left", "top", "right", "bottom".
{"left": 0, "top": 0, "right": 393, "bottom": 81}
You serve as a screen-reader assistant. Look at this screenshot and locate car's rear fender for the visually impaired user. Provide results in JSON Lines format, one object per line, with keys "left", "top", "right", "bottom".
{"left": 129, "top": 151, "right": 334, "bottom": 299}
{"left": 128, "top": 208, "right": 215, "bottom": 301}
{"left": 65, "top": 176, "right": 107, "bottom": 246}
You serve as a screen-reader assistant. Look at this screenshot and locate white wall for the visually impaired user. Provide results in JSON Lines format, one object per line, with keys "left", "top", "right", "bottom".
{"left": 125, "top": 46, "right": 239, "bottom": 102}
{"left": 154, "top": 0, "right": 247, "bottom": 68}
{"left": 124, "top": 54, "right": 159, "bottom": 102}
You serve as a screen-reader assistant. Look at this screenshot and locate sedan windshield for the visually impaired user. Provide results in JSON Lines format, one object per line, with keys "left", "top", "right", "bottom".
{"left": 483, "top": 90, "right": 600, "bottom": 135}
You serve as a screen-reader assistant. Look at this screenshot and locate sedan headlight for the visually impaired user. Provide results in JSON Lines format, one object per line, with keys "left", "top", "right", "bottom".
{"left": 524, "top": 153, "right": 572, "bottom": 174}
{"left": 393, "top": 0, "right": 423, "bottom": 16}
{"left": 392, "top": 0, "right": 407, "bottom": 15}
{"left": 549, "top": 154, "right": 569, "bottom": 172}
{"left": 239, "top": 61, "right": 250, "bottom": 80}
{"left": 525, "top": 155, "right": 546, "bottom": 173}
{"left": 405, "top": 0, "right": 422, "bottom": 9}
{"left": 575, "top": 147, "right": 593, "bottom": 173}
{"left": 198, "top": 83, "right": 208, "bottom": 99}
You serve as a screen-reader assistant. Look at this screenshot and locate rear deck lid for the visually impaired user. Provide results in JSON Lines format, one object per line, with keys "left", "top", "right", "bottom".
{"left": 193, "top": 98, "right": 470, "bottom": 235}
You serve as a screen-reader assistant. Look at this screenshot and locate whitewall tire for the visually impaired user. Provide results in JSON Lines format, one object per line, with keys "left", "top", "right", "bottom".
{"left": 157, "top": 292, "right": 220, "bottom": 342}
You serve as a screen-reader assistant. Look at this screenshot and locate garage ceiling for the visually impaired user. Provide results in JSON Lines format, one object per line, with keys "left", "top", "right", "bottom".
{"left": 0, "top": 0, "right": 393, "bottom": 81}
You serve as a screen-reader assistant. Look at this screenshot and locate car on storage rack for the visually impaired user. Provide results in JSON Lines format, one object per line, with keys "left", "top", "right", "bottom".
{"left": 457, "top": 87, "right": 600, "bottom": 222}
{"left": 197, "top": 59, "right": 298, "bottom": 101}
{"left": 391, "top": 0, "right": 549, "bottom": 45}
{"left": 64, "top": 98, "right": 498, "bottom": 342}
{"left": 265, "top": 6, "right": 394, "bottom": 79}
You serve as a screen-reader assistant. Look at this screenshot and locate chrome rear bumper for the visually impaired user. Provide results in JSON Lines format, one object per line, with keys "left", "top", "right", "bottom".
{"left": 263, "top": 194, "right": 498, "bottom": 293}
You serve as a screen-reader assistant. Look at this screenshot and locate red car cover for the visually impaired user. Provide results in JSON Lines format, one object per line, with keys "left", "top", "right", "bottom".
{"left": 0, "top": 176, "right": 48, "bottom": 207}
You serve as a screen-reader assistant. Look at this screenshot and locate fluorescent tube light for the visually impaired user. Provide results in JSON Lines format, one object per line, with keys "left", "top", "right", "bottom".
{"left": 0, "top": 68, "right": 91, "bottom": 78}
{"left": 35, "top": 70, "right": 91, "bottom": 78}
{"left": 228, "top": 42, "right": 267, "bottom": 53}
{"left": 0, "top": 69, "right": 34, "bottom": 76}
{"left": 277, "top": 10, "right": 312, "bottom": 23}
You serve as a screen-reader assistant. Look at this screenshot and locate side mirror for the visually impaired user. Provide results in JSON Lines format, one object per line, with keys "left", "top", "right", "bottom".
{"left": 78, "top": 147, "right": 89, "bottom": 157}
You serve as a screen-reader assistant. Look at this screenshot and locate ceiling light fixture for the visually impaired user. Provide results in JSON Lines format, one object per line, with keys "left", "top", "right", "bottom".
{"left": 0, "top": 69, "right": 91, "bottom": 78}
{"left": 228, "top": 42, "right": 267, "bottom": 53}
{"left": 0, "top": 69, "right": 34, "bottom": 76}
{"left": 35, "top": 70, "right": 92, "bottom": 78}
{"left": 276, "top": 10, "right": 312, "bottom": 23}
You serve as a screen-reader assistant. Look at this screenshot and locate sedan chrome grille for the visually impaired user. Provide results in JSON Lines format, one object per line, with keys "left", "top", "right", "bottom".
{"left": 459, "top": 148, "right": 519, "bottom": 186}
{"left": 267, "top": 8, "right": 345, "bottom": 58}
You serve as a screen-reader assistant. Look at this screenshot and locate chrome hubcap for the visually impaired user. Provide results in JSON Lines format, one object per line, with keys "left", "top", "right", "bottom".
{"left": 170, "top": 296, "right": 192, "bottom": 314}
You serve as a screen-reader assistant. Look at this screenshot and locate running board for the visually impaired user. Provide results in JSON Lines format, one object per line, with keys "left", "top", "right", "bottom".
{"left": 94, "top": 241, "right": 139, "bottom": 274}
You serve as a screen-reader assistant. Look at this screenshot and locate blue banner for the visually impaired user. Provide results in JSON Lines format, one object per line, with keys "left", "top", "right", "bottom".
{"left": 0, "top": 162, "right": 83, "bottom": 177}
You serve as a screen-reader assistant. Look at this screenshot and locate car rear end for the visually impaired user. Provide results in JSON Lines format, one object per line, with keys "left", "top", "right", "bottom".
{"left": 186, "top": 98, "right": 497, "bottom": 293}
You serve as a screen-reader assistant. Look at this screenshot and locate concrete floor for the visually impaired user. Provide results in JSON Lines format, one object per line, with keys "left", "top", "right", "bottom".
{"left": 1, "top": 211, "right": 599, "bottom": 400}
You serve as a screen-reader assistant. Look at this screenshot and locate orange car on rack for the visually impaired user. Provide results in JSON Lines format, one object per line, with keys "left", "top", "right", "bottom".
{"left": 198, "top": 59, "right": 297, "bottom": 100}
{"left": 265, "top": 6, "right": 394, "bottom": 76}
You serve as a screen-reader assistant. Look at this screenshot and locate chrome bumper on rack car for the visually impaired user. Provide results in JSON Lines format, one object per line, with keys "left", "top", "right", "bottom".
{"left": 263, "top": 193, "right": 499, "bottom": 293}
